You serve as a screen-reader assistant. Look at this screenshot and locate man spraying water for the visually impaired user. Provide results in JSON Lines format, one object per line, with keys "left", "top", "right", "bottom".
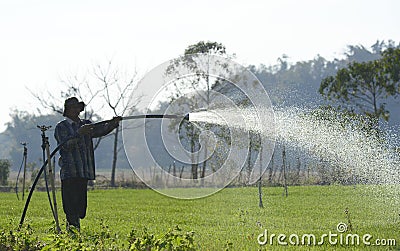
{"left": 18, "top": 97, "right": 189, "bottom": 230}
{"left": 54, "top": 97, "right": 121, "bottom": 231}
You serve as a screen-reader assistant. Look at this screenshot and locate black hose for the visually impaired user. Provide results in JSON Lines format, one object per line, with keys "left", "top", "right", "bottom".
{"left": 122, "top": 114, "right": 189, "bottom": 120}
{"left": 15, "top": 153, "right": 25, "bottom": 200}
{"left": 42, "top": 144, "right": 56, "bottom": 224}
{"left": 18, "top": 138, "right": 69, "bottom": 229}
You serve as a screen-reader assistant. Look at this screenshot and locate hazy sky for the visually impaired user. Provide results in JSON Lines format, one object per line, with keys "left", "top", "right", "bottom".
{"left": 1, "top": 0, "right": 399, "bottom": 132}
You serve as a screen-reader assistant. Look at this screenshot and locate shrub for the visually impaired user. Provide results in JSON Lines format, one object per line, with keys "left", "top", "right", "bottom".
{"left": 0, "top": 159, "right": 10, "bottom": 186}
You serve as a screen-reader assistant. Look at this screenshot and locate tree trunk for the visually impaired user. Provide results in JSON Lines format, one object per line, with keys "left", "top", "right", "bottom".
{"left": 282, "top": 145, "right": 288, "bottom": 197}
{"left": 110, "top": 125, "right": 119, "bottom": 187}
{"left": 268, "top": 152, "right": 274, "bottom": 185}
{"left": 258, "top": 144, "right": 264, "bottom": 208}
{"left": 180, "top": 165, "right": 184, "bottom": 179}
{"left": 200, "top": 138, "right": 208, "bottom": 186}
{"left": 296, "top": 157, "right": 301, "bottom": 185}
{"left": 247, "top": 134, "right": 253, "bottom": 184}
{"left": 190, "top": 126, "right": 198, "bottom": 180}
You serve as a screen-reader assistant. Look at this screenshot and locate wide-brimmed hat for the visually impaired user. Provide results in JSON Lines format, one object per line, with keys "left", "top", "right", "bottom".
{"left": 63, "top": 97, "right": 85, "bottom": 116}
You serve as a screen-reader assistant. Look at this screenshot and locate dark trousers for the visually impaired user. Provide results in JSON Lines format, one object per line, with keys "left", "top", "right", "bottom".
{"left": 61, "top": 177, "right": 88, "bottom": 228}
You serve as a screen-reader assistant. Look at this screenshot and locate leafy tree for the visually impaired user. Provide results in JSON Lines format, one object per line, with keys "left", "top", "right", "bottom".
{"left": 165, "top": 41, "right": 231, "bottom": 180}
{"left": 319, "top": 59, "right": 392, "bottom": 121}
{"left": 319, "top": 44, "right": 400, "bottom": 122}
{"left": 381, "top": 47, "right": 400, "bottom": 95}
{"left": 0, "top": 159, "right": 10, "bottom": 185}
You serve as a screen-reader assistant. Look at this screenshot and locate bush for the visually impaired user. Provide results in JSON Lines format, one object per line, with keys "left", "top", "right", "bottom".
{"left": 0, "top": 159, "right": 10, "bottom": 186}
{"left": 0, "top": 222, "right": 197, "bottom": 250}
{"left": 128, "top": 225, "right": 196, "bottom": 251}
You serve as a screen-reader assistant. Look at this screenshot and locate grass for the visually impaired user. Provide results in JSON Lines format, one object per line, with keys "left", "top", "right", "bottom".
{"left": 1, "top": 185, "right": 399, "bottom": 250}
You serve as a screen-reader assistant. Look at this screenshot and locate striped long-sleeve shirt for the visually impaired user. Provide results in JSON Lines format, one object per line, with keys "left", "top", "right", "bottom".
{"left": 54, "top": 118, "right": 117, "bottom": 180}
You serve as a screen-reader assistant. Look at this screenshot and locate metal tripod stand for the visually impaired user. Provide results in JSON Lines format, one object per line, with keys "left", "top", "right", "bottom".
{"left": 38, "top": 125, "right": 61, "bottom": 233}
{"left": 15, "top": 142, "right": 28, "bottom": 200}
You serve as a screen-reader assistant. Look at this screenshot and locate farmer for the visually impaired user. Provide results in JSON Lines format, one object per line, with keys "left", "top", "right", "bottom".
{"left": 54, "top": 97, "right": 121, "bottom": 230}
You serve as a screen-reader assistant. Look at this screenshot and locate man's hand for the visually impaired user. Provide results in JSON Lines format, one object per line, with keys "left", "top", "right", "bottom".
{"left": 112, "top": 116, "right": 122, "bottom": 123}
{"left": 111, "top": 116, "right": 122, "bottom": 128}
{"left": 77, "top": 124, "right": 93, "bottom": 135}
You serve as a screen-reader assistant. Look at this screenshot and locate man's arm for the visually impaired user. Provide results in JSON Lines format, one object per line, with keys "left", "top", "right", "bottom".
{"left": 78, "top": 117, "right": 122, "bottom": 138}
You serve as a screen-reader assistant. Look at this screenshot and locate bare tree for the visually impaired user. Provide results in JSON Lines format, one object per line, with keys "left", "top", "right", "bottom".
{"left": 92, "top": 60, "right": 139, "bottom": 187}
{"left": 30, "top": 59, "right": 140, "bottom": 186}
{"left": 29, "top": 73, "right": 106, "bottom": 149}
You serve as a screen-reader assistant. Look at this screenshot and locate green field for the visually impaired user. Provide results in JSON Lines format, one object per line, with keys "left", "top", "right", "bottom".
{"left": 1, "top": 185, "right": 399, "bottom": 250}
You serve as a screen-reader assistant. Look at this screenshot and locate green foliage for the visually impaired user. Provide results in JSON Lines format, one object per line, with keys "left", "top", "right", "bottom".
{"left": 320, "top": 47, "right": 400, "bottom": 122}
{"left": 0, "top": 159, "right": 10, "bottom": 185}
{"left": 0, "top": 220, "right": 196, "bottom": 250}
{"left": 381, "top": 47, "right": 400, "bottom": 92}
{"left": 128, "top": 225, "right": 195, "bottom": 251}
{"left": 0, "top": 224, "right": 44, "bottom": 251}
{"left": 184, "top": 41, "right": 226, "bottom": 56}
{"left": 320, "top": 60, "right": 390, "bottom": 121}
